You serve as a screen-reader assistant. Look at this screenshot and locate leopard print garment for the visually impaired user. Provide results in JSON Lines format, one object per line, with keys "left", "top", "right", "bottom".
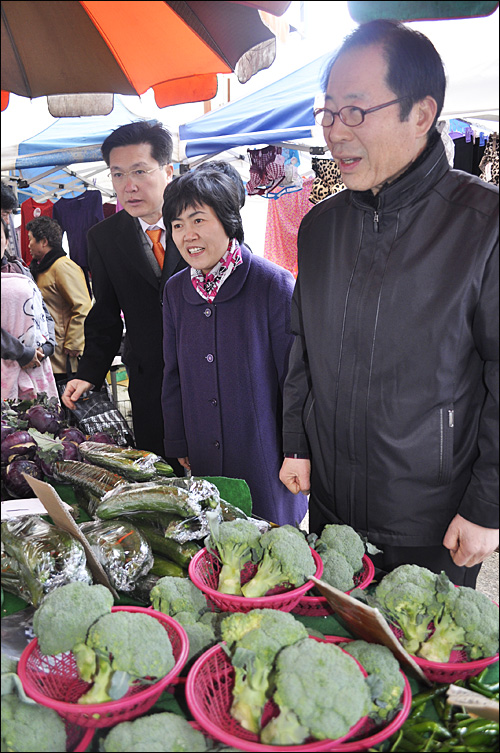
{"left": 479, "top": 135, "right": 499, "bottom": 186}
{"left": 309, "top": 157, "right": 346, "bottom": 204}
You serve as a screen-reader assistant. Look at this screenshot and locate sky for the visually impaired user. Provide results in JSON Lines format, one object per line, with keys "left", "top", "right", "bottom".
{"left": 1, "top": 1, "right": 498, "bottom": 146}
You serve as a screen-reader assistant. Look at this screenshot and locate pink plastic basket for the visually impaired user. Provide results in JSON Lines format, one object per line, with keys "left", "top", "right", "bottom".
{"left": 71, "top": 723, "right": 95, "bottom": 752}
{"left": 292, "top": 555, "right": 375, "bottom": 617}
{"left": 188, "top": 547, "right": 323, "bottom": 613}
{"left": 316, "top": 637, "right": 412, "bottom": 752}
{"left": 389, "top": 618, "right": 499, "bottom": 684}
{"left": 185, "top": 638, "right": 369, "bottom": 752}
{"left": 17, "top": 606, "right": 189, "bottom": 729}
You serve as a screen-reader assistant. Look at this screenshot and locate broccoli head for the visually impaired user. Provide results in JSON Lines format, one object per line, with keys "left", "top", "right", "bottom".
{"left": 173, "top": 613, "right": 217, "bottom": 664}
{"left": 150, "top": 575, "right": 207, "bottom": 617}
{"left": 320, "top": 549, "right": 356, "bottom": 592}
{"left": 340, "top": 640, "right": 405, "bottom": 724}
{"left": 370, "top": 565, "right": 441, "bottom": 655}
{"left": 207, "top": 519, "right": 263, "bottom": 595}
{"left": 221, "top": 609, "right": 308, "bottom": 733}
{"left": 102, "top": 711, "right": 208, "bottom": 752}
{"left": 241, "top": 526, "right": 315, "bottom": 598}
{"left": 260, "top": 638, "right": 371, "bottom": 745}
{"left": 416, "top": 576, "right": 465, "bottom": 663}
{"left": 77, "top": 611, "right": 175, "bottom": 704}
{"left": 32, "top": 581, "right": 113, "bottom": 655}
{"left": 1, "top": 693, "right": 67, "bottom": 752}
{"left": 448, "top": 585, "right": 499, "bottom": 660}
{"left": 318, "top": 524, "right": 365, "bottom": 573}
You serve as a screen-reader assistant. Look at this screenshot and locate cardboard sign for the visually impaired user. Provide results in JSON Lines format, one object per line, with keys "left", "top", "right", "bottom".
{"left": 22, "top": 474, "right": 118, "bottom": 599}
{"left": 447, "top": 683, "right": 499, "bottom": 721}
{"left": 310, "top": 575, "right": 431, "bottom": 684}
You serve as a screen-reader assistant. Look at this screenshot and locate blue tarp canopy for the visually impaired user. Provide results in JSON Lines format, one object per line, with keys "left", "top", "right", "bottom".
{"left": 179, "top": 52, "right": 332, "bottom": 158}
{"left": 2, "top": 98, "right": 150, "bottom": 202}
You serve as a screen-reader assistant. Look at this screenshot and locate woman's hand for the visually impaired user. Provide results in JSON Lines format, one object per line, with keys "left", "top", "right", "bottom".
{"left": 177, "top": 457, "right": 191, "bottom": 471}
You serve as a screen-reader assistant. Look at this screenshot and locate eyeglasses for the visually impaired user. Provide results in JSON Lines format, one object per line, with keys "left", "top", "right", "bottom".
{"left": 314, "top": 97, "right": 408, "bottom": 128}
{"left": 108, "top": 166, "right": 164, "bottom": 184}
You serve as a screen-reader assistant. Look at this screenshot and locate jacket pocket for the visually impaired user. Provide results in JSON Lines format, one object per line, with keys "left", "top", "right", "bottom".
{"left": 438, "top": 403, "right": 454, "bottom": 486}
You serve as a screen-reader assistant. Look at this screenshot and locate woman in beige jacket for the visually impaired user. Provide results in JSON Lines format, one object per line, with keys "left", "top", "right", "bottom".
{"left": 27, "top": 216, "right": 91, "bottom": 377}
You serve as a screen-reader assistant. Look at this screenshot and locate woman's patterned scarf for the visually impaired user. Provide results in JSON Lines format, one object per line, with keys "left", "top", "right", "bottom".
{"left": 190, "top": 238, "right": 242, "bottom": 302}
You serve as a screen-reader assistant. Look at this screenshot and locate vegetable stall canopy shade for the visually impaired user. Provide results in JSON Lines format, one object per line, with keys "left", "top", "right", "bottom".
{"left": 1, "top": 1, "right": 291, "bottom": 111}
{"left": 178, "top": 18, "right": 499, "bottom": 161}
{"left": 1, "top": 97, "right": 153, "bottom": 202}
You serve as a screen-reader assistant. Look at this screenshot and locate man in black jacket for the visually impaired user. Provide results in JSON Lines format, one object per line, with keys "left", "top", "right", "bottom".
{"left": 280, "top": 20, "right": 498, "bottom": 585}
{"left": 62, "top": 122, "right": 187, "bottom": 466}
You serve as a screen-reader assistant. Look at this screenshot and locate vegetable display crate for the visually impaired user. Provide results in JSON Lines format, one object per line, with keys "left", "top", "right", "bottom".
{"left": 319, "top": 637, "right": 412, "bottom": 753}
{"left": 17, "top": 606, "right": 189, "bottom": 729}
{"left": 188, "top": 547, "right": 323, "bottom": 613}
{"left": 292, "top": 554, "right": 375, "bottom": 617}
{"left": 185, "top": 638, "right": 369, "bottom": 752}
{"left": 390, "top": 620, "right": 500, "bottom": 684}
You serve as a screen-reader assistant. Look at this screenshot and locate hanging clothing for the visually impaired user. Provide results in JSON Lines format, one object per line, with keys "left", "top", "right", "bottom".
{"left": 1, "top": 272, "right": 59, "bottom": 401}
{"left": 452, "top": 137, "right": 486, "bottom": 176}
{"left": 247, "top": 145, "right": 286, "bottom": 195}
{"left": 479, "top": 134, "right": 499, "bottom": 186}
{"left": 103, "top": 202, "right": 117, "bottom": 218}
{"left": 20, "top": 198, "right": 54, "bottom": 264}
{"left": 264, "top": 176, "right": 314, "bottom": 277}
{"left": 309, "top": 158, "right": 346, "bottom": 204}
{"left": 53, "top": 190, "right": 104, "bottom": 271}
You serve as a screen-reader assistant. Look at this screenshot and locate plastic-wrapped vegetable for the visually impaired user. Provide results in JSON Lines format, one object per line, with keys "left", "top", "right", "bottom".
{"left": 96, "top": 481, "right": 202, "bottom": 520}
{"left": 53, "top": 459, "right": 126, "bottom": 499}
{"left": 78, "top": 441, "right": 174, "bottom": 480}
{"left": 1, "top": 516, "right": 92, "bottom": 606}
{"left": 1, "top": 543, "right": 30, "bottom": 602}
{"left": 79, "top": 520, "right": 154, "bottom": 592}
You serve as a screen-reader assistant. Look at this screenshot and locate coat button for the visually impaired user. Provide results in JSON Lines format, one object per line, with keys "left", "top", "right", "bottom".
{"left": 205, "top": 354, "right": 214, "bottom": 363}
{"left": 210, "top": 398, "right": 218, "bottom": 406}
{"left": 204, "top": 308, "right": 212, "bottom": 317}
{"left": 214, "top": 441, "right": 220, "bottom": 449}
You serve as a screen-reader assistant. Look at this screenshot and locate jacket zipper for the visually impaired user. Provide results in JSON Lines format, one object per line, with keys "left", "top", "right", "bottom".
{"left": 373, "top": 211, "right": 379, "bottom": 233}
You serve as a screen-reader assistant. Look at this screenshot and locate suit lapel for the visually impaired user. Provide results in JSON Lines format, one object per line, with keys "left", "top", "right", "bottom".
{"left": 115, "top": 213, "right": 160, "bottom": 288}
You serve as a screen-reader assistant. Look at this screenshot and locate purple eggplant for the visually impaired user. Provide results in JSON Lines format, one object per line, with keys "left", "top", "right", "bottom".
{"left": 1, "top": 430, "right": 37, "bottom": 463}
{"left": 88, "top": 432, "right": 118, "bottom": 445}
{"left": 26, "top": 404, "right": 62, "bottom": 435}
{"left": 61, "top": 441, "right": 81, "bottom": 461}
{"left": 58, "top": 426, "right": 86, "bottom": 445}
{"left": 1, "top": 424, "right": 17, "bottom": 444}
{"left": 3, "top": 459, "right": 43, "bottom": 498}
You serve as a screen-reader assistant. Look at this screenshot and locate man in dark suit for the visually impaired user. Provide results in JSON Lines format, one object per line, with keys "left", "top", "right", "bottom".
{"left": 62, "top": 122, "right": 187, "bottom": 465}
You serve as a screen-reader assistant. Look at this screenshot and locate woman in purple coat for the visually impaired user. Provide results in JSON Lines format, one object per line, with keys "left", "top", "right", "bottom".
{"left": 161, "top": 168, "right": 307, "bottom": 526}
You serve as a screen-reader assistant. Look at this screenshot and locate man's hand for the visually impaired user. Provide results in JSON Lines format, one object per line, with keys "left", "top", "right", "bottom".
{"left": 63, "top": 348, "right": 81, "bottom": 358}
{"left": 177, "top": 457, "right": 191, "bottom": 471}
{"left": 279, "top": 457, "right": 311, "bottom": 495}
{"left": 61, "top": 379, "right": 93, "bottom": 409}
{"left": 443, "top": 513, "right": 499, "bottom": 568}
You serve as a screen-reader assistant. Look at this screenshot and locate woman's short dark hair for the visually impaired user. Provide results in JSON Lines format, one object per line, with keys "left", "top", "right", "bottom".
{"left": 196, "top": 161, "right": 246, "bottom": 208}
{"left": 26, "top": 216, "right": 63, "bottom": 247}
{"left": 163, "top": 169, "right": 244, "bottom": 243}
{"left": 101, "top": 121, "right": 173, "bottom": 166}
{"left": 321, "top": 19, "right": 446, "bottom": 129}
